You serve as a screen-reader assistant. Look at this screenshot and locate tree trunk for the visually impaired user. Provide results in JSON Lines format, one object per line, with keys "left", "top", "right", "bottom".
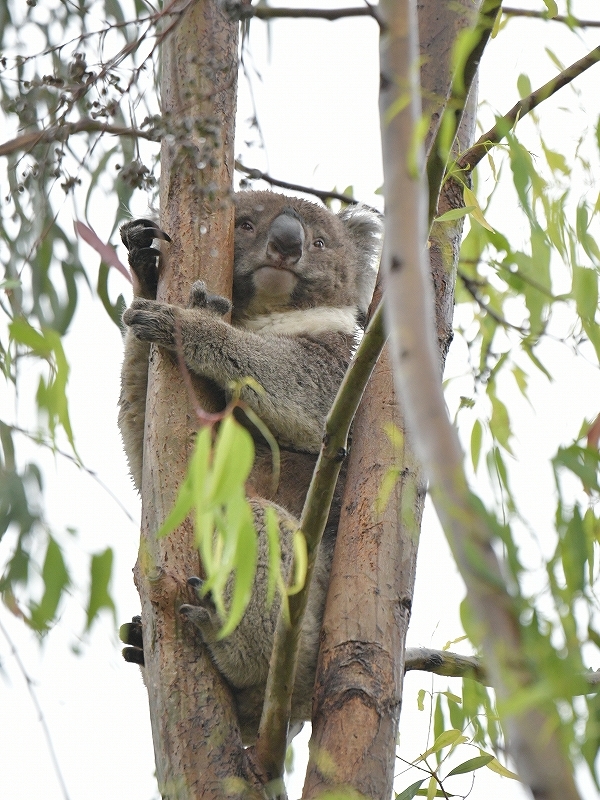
{"left": 133, "top": 4, "right": 258, "bottom": 798}
{"left": 303, "top": 3, "right": 480, "bottom": 797}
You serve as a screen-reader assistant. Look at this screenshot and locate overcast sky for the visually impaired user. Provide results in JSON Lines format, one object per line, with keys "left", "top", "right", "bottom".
{"left": 1, "top": 2, "right": 600, "bottom": 799}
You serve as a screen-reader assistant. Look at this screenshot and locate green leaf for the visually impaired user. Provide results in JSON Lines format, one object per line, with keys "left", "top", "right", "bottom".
{"left": 29, "top": 537, "right": 70, "bottom": 630}
{"left": 435, "top": 206, "right": 476, "bottom": 223}
{"left": 288, "top": 530, "right": 307, "bottom": 595}
{"left": 488, "top": 392, "right": 513, "bottom": 454}
{"left": 446, "top": 753, "right": 494, "bottom": 777}
{"left": 395, "top": 780, "right": 425, "bottom": 800}
{"left": 218, "top": 499, "right": 257, "bottom": 637}
{"left": 485, "top": 757, "right": 520, "bottom": 780}
{"left": 516, "top": 73, "right": 532, "bottom": 100}
{"left": 464, "top": 187, "right": 495, "bottom": 232}
{"left": 471, "top": 419, "right": 483, "bottom": 472}
{"left": 542, "top": 0, "right": 558, "bottom": 18}
{"left": 86, "top": 548, "right": 115, "bottom": 630}
{"left": 417, "top": 729, "right": 466, "bottom": 762}
{"left": 208, "top": 417, "right": 254, "bottom": 505}
{"left": 572, "top": 265, "right": 598, "bottom": 322}
{"left": 561, "top": 507, "right": 587, "bottom": 594}
{"left": 9, "top": 318, "right": 51, "bottom": 356}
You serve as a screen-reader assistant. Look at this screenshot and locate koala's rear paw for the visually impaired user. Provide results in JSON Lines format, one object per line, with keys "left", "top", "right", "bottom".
{"left": 120, "top": 219, "right": 171, "bottom": 299}
{"left": 180, "top": 576, "right": 221, "bottom": 636}
{"left": 188, "top": 281, "right": 232, "bottom": 316}
{"left": 119, "top": 615, "right": 145, "bottom": 666}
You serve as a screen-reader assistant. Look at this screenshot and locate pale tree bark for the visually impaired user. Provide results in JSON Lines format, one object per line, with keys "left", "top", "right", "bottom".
{"left": 303, "top": 3, "right": 481, "bottom": 798}
{"left": 133, "top": 3, "right": 261, "bottom": 798}
{"left": 378, "top": 1, "right": 581, "bottom": 799}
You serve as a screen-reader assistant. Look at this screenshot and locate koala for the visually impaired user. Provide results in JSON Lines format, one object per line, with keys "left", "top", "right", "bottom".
{"left": 118, "top": 190, "right": 382, "bottom": 743}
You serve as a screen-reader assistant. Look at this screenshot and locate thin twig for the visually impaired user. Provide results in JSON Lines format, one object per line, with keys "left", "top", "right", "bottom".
{"left": 8, "top": 425, "right": 135, "bottom": 523}
{"left": 0, "top": 616, "right": 71, "bottom": 800}
{"left": 503, "top": 6, "right": 600, "bottom": 28}
{"left": 235, "top": 160, "right": 357, "bottom": 205}
{"left": 457, "top": 44, "right": 600, "bottom": 171}
{"left": 458, "top": 271, "right": 528, "bottom": 334}
{"left": 0, "top": 119, "right": 158, "bottom": 159}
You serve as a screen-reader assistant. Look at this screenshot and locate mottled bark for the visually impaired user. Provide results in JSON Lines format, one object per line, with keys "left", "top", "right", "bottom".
{"left": 133, "top": 3, "right": 260, "bottom": 798}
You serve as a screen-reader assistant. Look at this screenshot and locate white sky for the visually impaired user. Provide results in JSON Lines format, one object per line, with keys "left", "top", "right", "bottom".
{"left": 2, "top": 2, "right": 600, "bottom": 799}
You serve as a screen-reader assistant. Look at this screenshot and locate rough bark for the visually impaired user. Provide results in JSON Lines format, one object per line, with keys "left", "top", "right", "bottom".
{"left": 303, "top": 2, "right": 481, "bottom": 798}
{"left": 132, "top": 4, "right": 259, "bottom": 798}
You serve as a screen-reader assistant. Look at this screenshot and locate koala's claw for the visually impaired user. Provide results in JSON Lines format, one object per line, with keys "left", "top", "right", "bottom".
{"left": 187, "top": 575, "right": 204, "bottom": 590}
{"left": 120, "top": 218, "right": 171, "bottom": 251}
{"left": 188, "top": 281, "right": 232, "bottom": 316}
{"left": 119, "top": 615, "right": 145, "bottom": 666}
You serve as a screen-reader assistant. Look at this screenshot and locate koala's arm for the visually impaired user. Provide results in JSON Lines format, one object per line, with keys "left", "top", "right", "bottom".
{"left": 122, "top": 299, "right": 349, "bottom": 453}
{"left": 118, "top": 219, "right": 171, "bottom": 492}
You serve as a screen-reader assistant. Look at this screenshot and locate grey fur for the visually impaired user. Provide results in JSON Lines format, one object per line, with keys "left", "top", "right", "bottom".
{"left": 119, "top": 190, "right": 382, "bottom": 743}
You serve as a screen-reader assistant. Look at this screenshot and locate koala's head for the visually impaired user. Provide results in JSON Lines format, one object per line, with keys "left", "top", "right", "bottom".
{"left": 232, "top": 191, "right": 382, "bottom": 327}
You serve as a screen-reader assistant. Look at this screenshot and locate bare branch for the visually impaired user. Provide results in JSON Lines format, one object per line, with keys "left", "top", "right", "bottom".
{"left": 405, "top": 647, "right": 600, "bottom": 693}
{"left": 0, "top": 119, "right": 157, "bottom": 159}
{"left": 405, "top": 647, "right": 487, "bottom": 682}
{"left": 503, "top": 6, "right": 600, "bottom": 28}
{"left": 379, "top": 0, "right": 581, "bottom": 796}
{"left": 235, "top": 160, "right": 357, "bottom": 204}
{"left": 228, "top": 2, "right": 381, "bottom": 24}
{"left": 457, "top": 44, "right": 600, "bottom": 171}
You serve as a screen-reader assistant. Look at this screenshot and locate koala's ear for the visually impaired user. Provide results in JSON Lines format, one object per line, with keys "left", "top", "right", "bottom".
{"left": 338, "top": 204, "right": 383, "bottom": 325}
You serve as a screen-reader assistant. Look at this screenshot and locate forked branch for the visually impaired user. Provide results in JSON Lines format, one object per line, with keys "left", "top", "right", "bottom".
{"left": 457, "top": 44, "right": 600, "bottom": 171}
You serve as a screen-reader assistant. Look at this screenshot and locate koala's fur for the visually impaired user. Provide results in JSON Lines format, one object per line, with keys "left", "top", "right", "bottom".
{"left": 119, "top": 190, "right": 382, "bottom": 743}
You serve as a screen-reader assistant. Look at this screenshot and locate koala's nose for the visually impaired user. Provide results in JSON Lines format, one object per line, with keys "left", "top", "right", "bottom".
{"left": 266, "top": 212, "right": 305, "bottom": 265}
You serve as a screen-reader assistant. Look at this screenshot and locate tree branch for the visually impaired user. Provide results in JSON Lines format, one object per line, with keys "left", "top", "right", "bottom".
{"left": 405, "top": 647, "right": 600, "bottom": 692}
{"left": 427, "top": 0, "right": 502, "bottom": 220}
{"left": 405, "top": 647, "right": 487, "bottom": 682}
{"left": 379, "top": 0, "right": 582, "bottom": 796}
{"left": 235, "top": 160, "right": 357, "bottom": 205}
{"left": 458, "top": 270, "right": 528, "bottom": 333}
{"left": 457, "top": 44, "right": 600, "bottom": 171}
{"left": 228, "top": 2, "right": 381, "bottom": 24}
{"left": 0, "top": 119, "right": 157, "bottom": 158}
{"left": 503, "top": 6, "right": 600, "bottom": 28}
{"left": 254, "top": 298, "right": 386, "bottom": 780}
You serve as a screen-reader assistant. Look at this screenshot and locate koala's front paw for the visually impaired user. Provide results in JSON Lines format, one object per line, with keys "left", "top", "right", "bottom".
{"left": 187, "top": 281, "right": 232, "bottom": 316}
{"left": 122, "top": 298, "right": 178, "bottom": 348}
{"left": 119, "top": 615, "right": 145, "bottom": 666}
{"left": 120, "top": 219, "right": 171, "bottom": 299}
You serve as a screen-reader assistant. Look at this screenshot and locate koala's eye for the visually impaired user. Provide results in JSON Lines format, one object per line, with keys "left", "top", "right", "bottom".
{"left": 313, "top": 238, "right": 325, "bottom": 249}
{"left": 239, "top": 220, "right": 254, "bottom": 232}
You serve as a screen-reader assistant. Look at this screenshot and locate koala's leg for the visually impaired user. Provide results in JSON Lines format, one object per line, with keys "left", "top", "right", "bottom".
{"left": 118, "top": 331, "right": 150, "bottom": 492}
{"left": 179, "top": 499, "right": 297, "bottom": 692}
